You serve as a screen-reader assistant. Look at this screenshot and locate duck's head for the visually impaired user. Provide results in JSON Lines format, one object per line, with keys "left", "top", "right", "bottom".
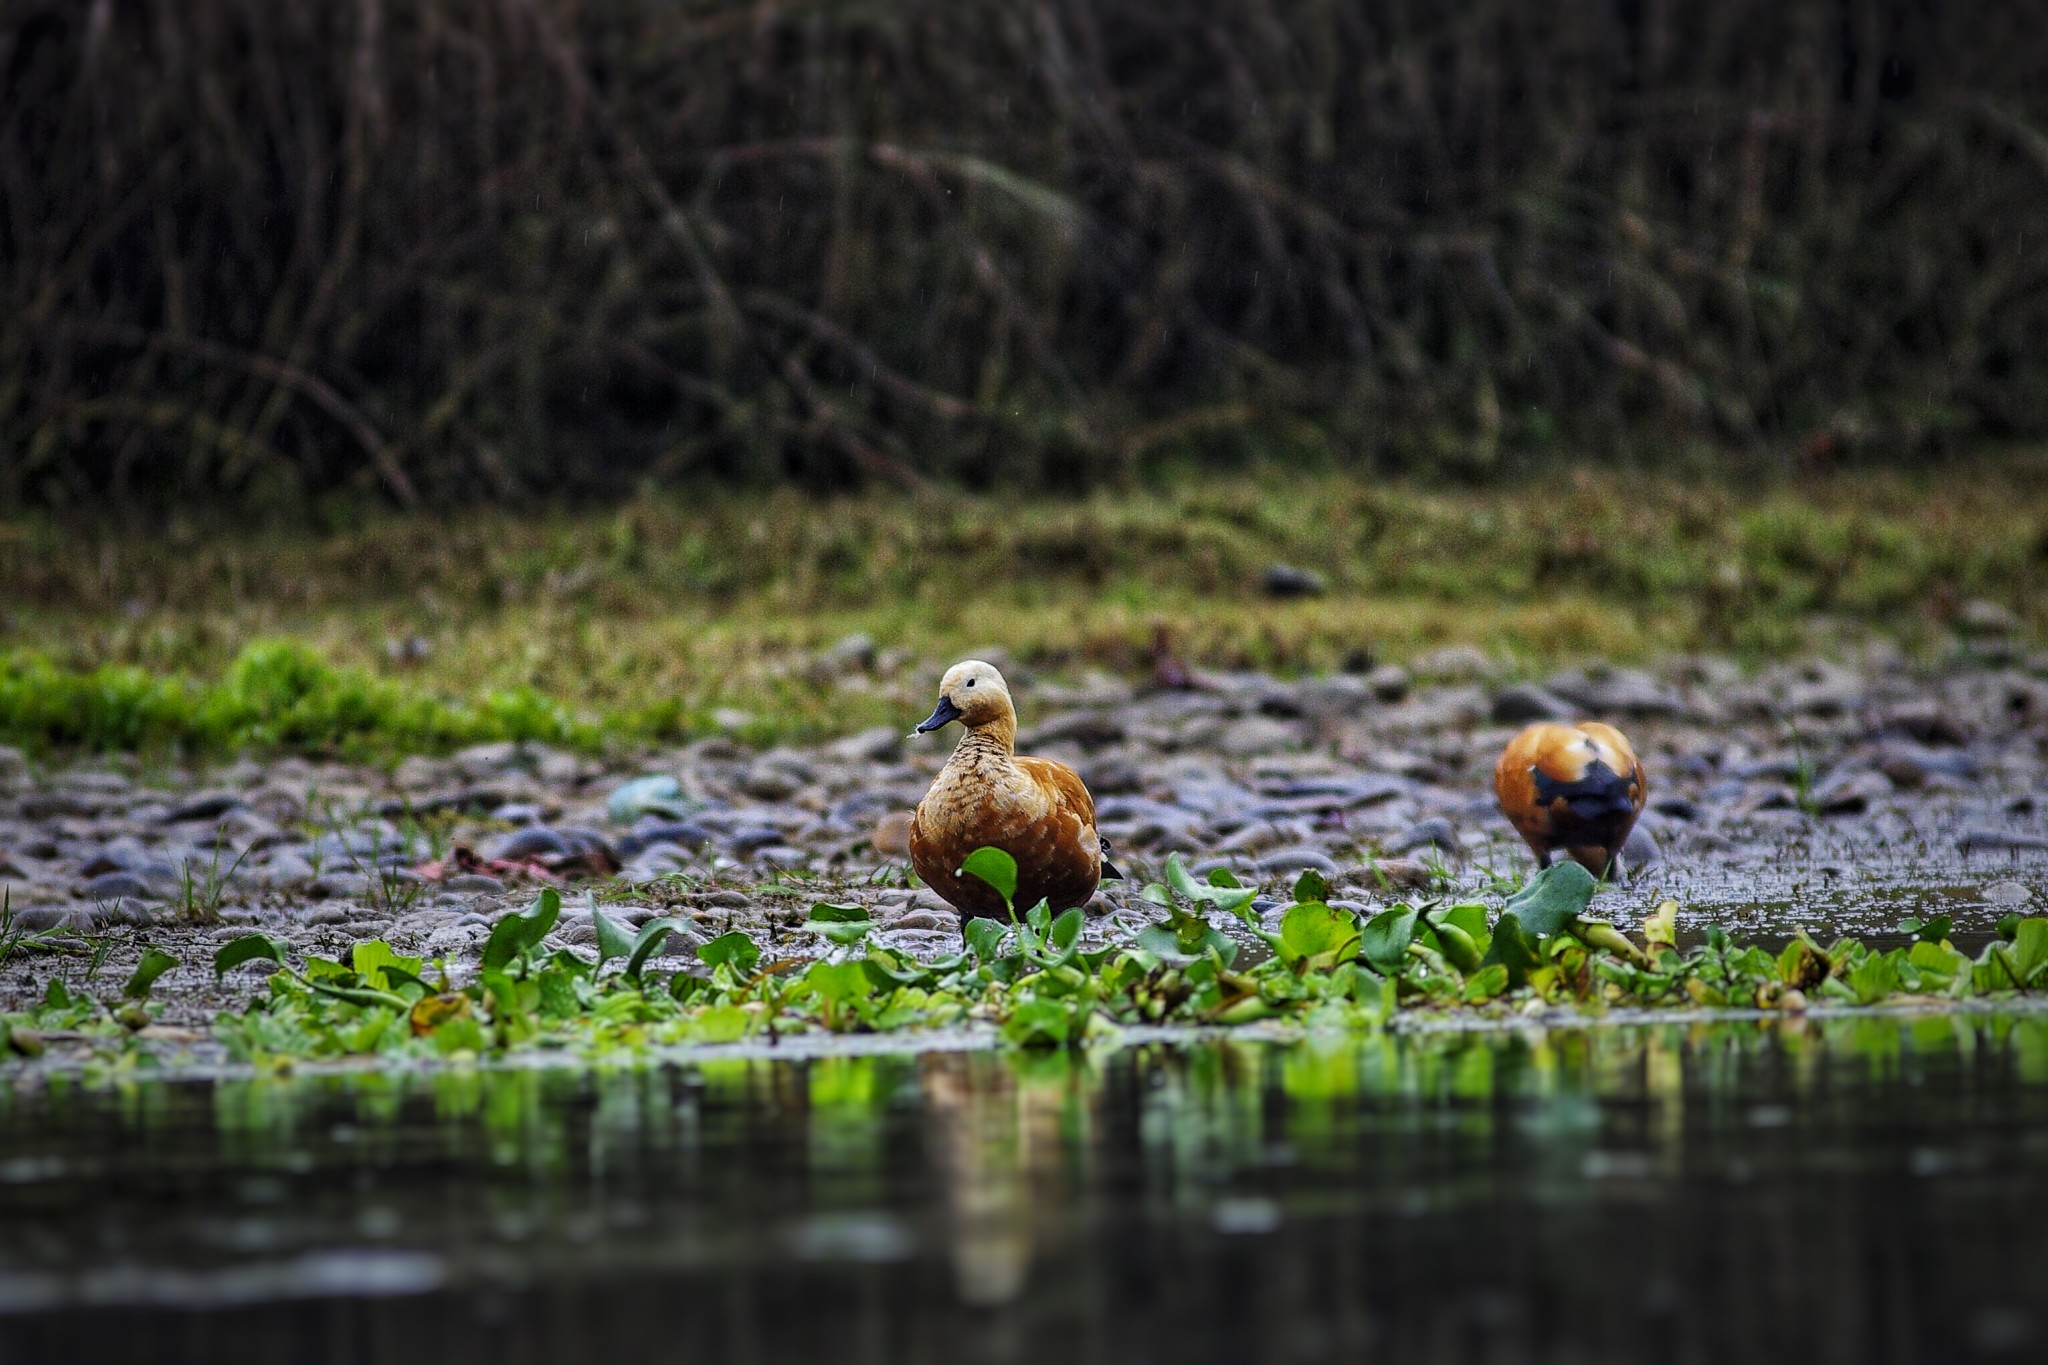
{"left": 914, "top": 659, "right": 1014, "bottom": 735}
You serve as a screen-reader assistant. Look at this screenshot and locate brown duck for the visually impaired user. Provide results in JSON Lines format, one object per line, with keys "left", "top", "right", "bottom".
{"left": 909, "top": 660, "right": 1121, "bottom": 921}
{"left": 1493, "top": 720, "right": 1648, "bottom": 879}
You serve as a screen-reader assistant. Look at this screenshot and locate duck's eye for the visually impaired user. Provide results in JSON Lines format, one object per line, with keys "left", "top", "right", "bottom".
{"left": 965, "top": 679, "right": 976, "bottom": 688}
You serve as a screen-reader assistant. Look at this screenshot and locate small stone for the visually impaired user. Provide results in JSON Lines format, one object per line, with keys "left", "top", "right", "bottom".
{"left": 1217, "top": 718, "right": 1302, "bottom": 757}
{"left": 490, "top": 803, "right": 546, "bottom": 825}
{"left": 825, "top": 726, "right": 904, "bottom": 764}
{"left": 1262, "top": 564, "right": 1327, "bottom": 598}
{"left": 1983, "top": 880, "right": 2034, "bottom": 907}
{"left": 162, "top": 792, "right": 245, "bottom": 823}
{"left": 871, "top": 812, "right": 914, "bottom": 857}
{"left": 443, "top": 874, "right": 508, "bottom": 894}
{"left": 1957, "top": 599, "right": 2019, "bottom": 638}
{"left": 1619, "top": 825, "right": 1664, "bottom": 871}
{"left": 1386, "top": 818, "right": 1456, "bottom": 856}
{"left": 1812, "top": 769, "right": 1891, "bottom": 815}
{"left": 816, "top": 632, "right": 878, "bottom": 674}
{"left": 310, "top": 872, "right": 374, "bottom": 899}
{"left": 739, "top": 765, "right": 801, "bottom": 801}
{"left": 74, "top": 870, "right": 173, "bottom": 903}
{"left": 489, "top": 826, "right": 572, "bottom": 861}
{"left": 607, "top": 775, "right": 696, "bottom": 824}
{"left": 890, "top": 909, "right": 958, "bottom": 933}
{"left": 1363, "top": 664, "right": 1410, "bottom": 703}
{"left": 1254, "top": 847, "right": 1341, "bottom": 876}
{"left": 1490, "top": 684, "right": 1576, "bottom": 724}
{"left": 1412, "top": 646, "right": 1495, "bottom": 683}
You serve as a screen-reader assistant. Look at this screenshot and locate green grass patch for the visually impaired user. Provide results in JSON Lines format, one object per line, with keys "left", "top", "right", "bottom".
{"left": 0, "top": 461, "right": 2042, "bottom": 758}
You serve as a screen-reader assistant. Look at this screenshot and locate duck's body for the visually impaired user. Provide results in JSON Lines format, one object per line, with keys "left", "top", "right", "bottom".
{"left": 909, "top": 661, "right": 1115, "bottom": 921}
{"left": 1494, "top": 721, "right": 1647, "bottom": 878}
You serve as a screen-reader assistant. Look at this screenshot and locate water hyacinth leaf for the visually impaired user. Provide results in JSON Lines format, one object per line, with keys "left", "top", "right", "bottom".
{"left": 213, "top": 933, "right": 290, "bottom": 978}
{"left": 961, "top": 847, "right": 1018, "bottom": 907}
{"left": 590, "top": 900, "right": 636, "bottom": 969}
{"left": 408, "top": 993, "right": 470, "bottom": 1037}
{"left": 692, "top": 1004, "right": 750, "bottom": 1043}
{"left": 1166, "top": 852, "right": 1256, "bottom": 914}
{"left": 805, "top": 960, "right": 874, "bottom": 1004}
{"left": 123, "top": 947, "right": 179, "bottom": 1001}
{"left": 1360, "top": 907, "right": 1419, "bottom": 974}
{"left": 1279, "top": 902, "right": 1359, "bottom": 967}
{"left": 863, "top": 950, "right": 928, "bottom": 988}
{"left": 306, "top": 978, "right": 410, "bottom": 1011}
{"left": 964, "top": 918, "right": 1009, "bottom": 964}
{"left": 1440, "top": 903, "right": 1491, "bottom": 947}
{"left": 624, "top": 917, "right": 691, "bottom": 979}
{"left": 1644, "top": 901, "right": 1679, "bottom": 949}
{"left": 1135, "top": 924, "right": 1205, "bottom": 964}
{"left": 1208, "top": 868, "right": 1244, "bottom": 889}
{"left": 1025, "top": 900, "right": 1052, "bottom": 935}
{"left": 1480, "top": 913, "right": 1542, "bottom": 986}
{"left": 697, "top": 930, "right": 760, "bottom": 975}
{"left": 1291, "top": 868, "right": 1332, "bottom": 906}
{"left": 807, "top": 903, "right": 874, "bottom": 946}
{"left": 1843, "top": 952, "right": 1900, "bottom": 1005}
{"left": 1425, "top": 914, "right": 1484, "bottom": 973}
{"left": 1502, "top": 861, "right": 1598, "bottom": 938}
{"left": 1003, "top": 997, "right": 1071, "bottom": 1048}
{"left": 1462, "top": 963, "right": 1511, "bottom": 1002}
{"left": 351, "top": 940, "right": 424, "bottom": 993}
{"left": 483, "top": 888, "right": 562, "bottom": 970}
{"left": 1050, "top": 907, "right": 1084, "bottom": 954}
{"left": 2006, "top": 918, "right": 2048, "bottom": 985}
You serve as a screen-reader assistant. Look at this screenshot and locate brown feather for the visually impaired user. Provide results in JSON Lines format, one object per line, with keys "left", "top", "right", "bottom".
{"left": 1493, "top": 721, "right": 1647, "bottom": 875}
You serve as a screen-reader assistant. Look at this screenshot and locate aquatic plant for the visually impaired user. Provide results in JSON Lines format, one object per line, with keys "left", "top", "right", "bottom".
{"left": 8, "top": 852, "right": 2042, "bottom": 1069}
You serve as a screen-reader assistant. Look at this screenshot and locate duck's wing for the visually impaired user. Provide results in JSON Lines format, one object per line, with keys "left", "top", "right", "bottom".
{"left": 1015, "top": 756, "right": 1097, "bottom": 825}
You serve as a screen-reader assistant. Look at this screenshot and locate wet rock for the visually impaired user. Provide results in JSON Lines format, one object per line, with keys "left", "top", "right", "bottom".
{"left": 1651, "top": 796, "right": 1702, "bottom": 822}
{"left": 443, "top": 874, "right": 507, "bottom": 894}
{"left": 1490, "top": 684, "right": 1576, "bottom": 724}
{"left": 1811, "top": 769, "right": 1891, "bottom": 815}
{"left": 870, "top": 812, "right": 913, "bottom": 857}
{"left": 1619, "top": 825, "right": 1664, "bottom": 871}
{"left": 489, "top": 826, "right": 573, "bottom": 861}
{"left": 889, "top": 909, "right": 959, "bottom": 933}
{"left": 739, "top": 764, "right": 803, "bottom": 802}
{"left": 824, "top": 726, "right": 903, "bottom": 764}
{"left": 162, "top": 792, "right": 245, "bottom": 823}
{"left": 1957, "top": 599, "right": 2020, "bottom": 638}
{"left": 1217, "top": 718, "right": 1303, "bottom": 757}
{"left": 1262, "top": 564, "right": 1327, "bottom": 598}
{"left": 74, "top": 869, "right": 175, "bottom": 903}
{"left": 1386, "top": 818, "right": 1456, "bottom": 856}
{"left": 619, "top": 821, "right": 713, "bottom": 858}
{"left": 1544, "top": 666, "right": 1682, "bottom": 718}
{"left": 1363, "top": 664, "right": 1411, "bottom": 703}
{"left": 1255, "top": 847, "right": 1341, "bottom": 877}
{"left": 490, "top": 803, "right": 546, "bottom": 825}
{"left": 309, "top": 872, "right": 374, "bottom": 899}
{"left": 1984, "top": 880, "right": 2035, "bottom": 907}
{"left": 1958, "top": 829, "right": 2048, "bottom": 854}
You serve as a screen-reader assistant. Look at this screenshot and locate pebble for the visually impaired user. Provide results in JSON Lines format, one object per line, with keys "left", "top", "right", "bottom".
{"left": 1262, "top": 564, "right": 1327, "bottom": 598}
{"left": 871, "top": 812, "right": 914, "bottom": 857}
{"left": 162, "top": 792, "right": 245, "bottom": 823}
{"left": 489, "top": 826, "right": 572, "bottom": 861}
{"left": 1386, "top": 818, "right": 1457, "bottom": 856}
{"left": 1984, "top": 880, "right": 2035, "bottom": 907}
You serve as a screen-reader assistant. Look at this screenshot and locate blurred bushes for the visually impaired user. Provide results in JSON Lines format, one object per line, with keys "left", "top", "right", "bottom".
{"left": 3, "top": 0, "right": 2047, "bottom": 510}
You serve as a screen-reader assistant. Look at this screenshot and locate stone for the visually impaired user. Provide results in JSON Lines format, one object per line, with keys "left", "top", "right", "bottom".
{"left": 824, "top": 726, "right": 904, "bottom": 764}
{"left": 1490, "top": 684, "right": 1576, "bottom": 724}
{"left": 1254, "top": 847, "right": 1341, "bottom": 876}
{"left": 1958, "top": 829, "right": 2048, "bottom": 854}
{"left": 1261, "top": 564, "right": 1328, "bottom": 598}
{"left": 489, "top": 826, "right": 573, "bottom": 861}
{"left": 816, "top": 632, "right": 879, "bottom": 674}
{"left": 739, "top": 765, "right": 802, "bottom": 801}
{"left": 1363, "top": 664, "right": 1411, "bottom": 703}
{"left": 1957, "top": 599, "right": 2019, "bottom": 638}
{"left": 1812, "top": 769, "right": 1891, "bottom": 815}
{"left": 162, "top": 791, "right": 245, "bottom": 823}
{"left": 1544, "top": 666, "right": 1683, "bottom": 718}
{"left": 1386, "top": 818, "right": 1456, "bottom": 856}
{"left": 1217, "top": 718, "right": 1302, "bottom": 757}
{"left": 309, "top": 872, "right": 374, "bottom": 899}
{"left": 871, "top": 811, "right": 914, "bottom": 857}
{"left": 1619, "top": 825, "right": 1664, "bottom": 871}
{"left": 1983, "top": 880, "right": 2034, "bottom": 907}
{"left": 74, "top": 869, "right": 175, "bottom": 903}
{"left": 443, "top": 874, "right": 508, "bottom": 894}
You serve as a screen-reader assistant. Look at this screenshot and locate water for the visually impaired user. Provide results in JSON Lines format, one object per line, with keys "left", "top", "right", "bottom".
{"left": 4, "top": 1016, "right": 2048, "bottom": 1363}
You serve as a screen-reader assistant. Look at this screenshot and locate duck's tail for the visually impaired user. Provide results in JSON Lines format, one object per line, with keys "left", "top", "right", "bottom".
{"left": 1531, "top": 757, "right": 1636, "bottom": 823}
{"left": 1100, "top": 837, "right": 1126, "bottom": 881}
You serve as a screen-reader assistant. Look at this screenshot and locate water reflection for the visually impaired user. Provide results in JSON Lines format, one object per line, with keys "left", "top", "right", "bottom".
{"left": 2, "top": 1014, "right": 2047, "bottom": 1361}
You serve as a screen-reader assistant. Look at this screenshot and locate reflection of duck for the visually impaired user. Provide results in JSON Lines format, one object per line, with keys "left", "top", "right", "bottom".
{"left": 910, "top": 660, "right": 1121, "bottom": 920}
{"left": 1493, "top": 721, "right": 1648, "bottom": 878}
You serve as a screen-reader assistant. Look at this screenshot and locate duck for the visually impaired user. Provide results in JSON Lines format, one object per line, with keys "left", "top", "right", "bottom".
{"left": 909, "top": 660, "right": 1121, "bottom": 921}
{"left": 1493, "top": 721, "right": 1648, "bottom": 880}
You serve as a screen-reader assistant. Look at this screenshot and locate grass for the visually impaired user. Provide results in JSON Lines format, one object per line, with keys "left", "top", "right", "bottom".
{"left": 0, "top": 459, "right": 2044, "bottom": 758}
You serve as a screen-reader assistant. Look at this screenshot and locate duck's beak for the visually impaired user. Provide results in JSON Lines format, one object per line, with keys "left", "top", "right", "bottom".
{"left": 913, "top": 695, "right": 964, "bottom": 735}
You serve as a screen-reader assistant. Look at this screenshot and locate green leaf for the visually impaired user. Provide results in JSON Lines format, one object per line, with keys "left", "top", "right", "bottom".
{"left": 1049, "top": 907, "right": 1084, "bottom": 954}
{"left": 306, "top": 978, "right": 410, "bottom": 1011}
{"left": 624, "top": 917, "right": 691, "bottom": 980}
{"left": 1481, "top": 913, "right": 1542, "bottom": 986}
{"left": 1207, "top": 868, "right": 1244, "bottom": 889}
{"left": 351, "top": 940, "right": 424, "bottom": 993}
{"left": 1360, "top": 907, "right": 1419, "bottom": 974}
{"left": 960, "top": 847, "right": 1018, "bottom": 908}
{"left": 691, "top": 1004, "right": 750, "bottom": 1043}
{"left": 1166, "top": 852, "right": 1256, "bottom": 914}
{"left": 1843, "top": 951, "right": 1900, "bottom": 1005}
{"left": 1461, "top": 963, "right": 1511, "bottom": 1002}
{"left": 1279, "top": 902, "right": 1360, "bottom": 967}
{"left": 123, "top": 947, "right": 179, "bottom": 1001}
{"left": 590, "top": 901, "right": 636, "bottom": 970}
{"left": 482, "top": 888, "right": 562, "bottom": 970}
{"left": 213, "top": 933, "right": 290, "bottom": 978}
{"left": 1502, "top": 861, "right": 1598, "bottom": 938}
{"left": 805, "top": 960, "right": 874, "bottom": 1005}
{"left": 1439, "top": 903, "right": 1491, "bottom": 946}
{"left": 697, "top": 931, "right": 760, "bottom": 975}
{"left": 41, "top": 978, "right": 72, "bottom": 1012}
{"left": 2006, "top": 918, "right": 2048, "bottom": 986}
{"left": 964, "top": 918, "right": 1009, "bottom": 964}
{"left": 1291, "top": 868, "right": 1332, "bottom": 906}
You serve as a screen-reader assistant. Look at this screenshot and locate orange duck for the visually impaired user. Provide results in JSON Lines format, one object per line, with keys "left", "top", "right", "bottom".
{"left": 909, "top": 660, "right": 1121, "bottom": 921}
{"left": 1493, "top": 721, "right": 1648, "bottom": 879}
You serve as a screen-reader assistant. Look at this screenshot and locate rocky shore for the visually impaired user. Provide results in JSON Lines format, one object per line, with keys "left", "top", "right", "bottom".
{"left": 2, "top": 643, "right": 2044, "bottom": 1024}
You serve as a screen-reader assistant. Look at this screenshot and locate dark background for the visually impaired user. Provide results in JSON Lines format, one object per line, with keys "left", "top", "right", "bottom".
{"left": 4, "top": 0, "right": 2046, "bottom": 512}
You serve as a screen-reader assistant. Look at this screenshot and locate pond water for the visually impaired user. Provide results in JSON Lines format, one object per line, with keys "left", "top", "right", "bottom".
{"left": 3, "top": 1016, "right": 2048, "bottom": 1364}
